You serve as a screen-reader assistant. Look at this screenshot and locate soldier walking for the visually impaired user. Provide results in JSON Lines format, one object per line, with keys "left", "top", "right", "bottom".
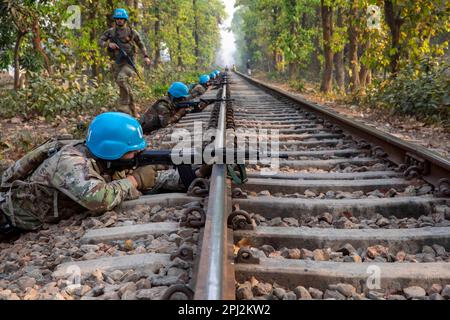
{"left": 99, "top": 8, "right": 151, "bottom": 117}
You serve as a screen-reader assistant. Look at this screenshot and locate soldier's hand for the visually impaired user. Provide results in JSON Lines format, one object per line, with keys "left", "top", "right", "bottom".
{"left": 130, "top": 165, "right": 156, "bottom": 190}
{"left": 144, "top": 57, "right": 152, "bottom": 66}
{"left": 109, "top": 43, "right": 119, "bottom": 50}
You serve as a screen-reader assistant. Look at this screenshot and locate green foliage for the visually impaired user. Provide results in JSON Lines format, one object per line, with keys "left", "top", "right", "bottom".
{"left": 0, "top": 71, "right": 117, "bottom": 119}
{"left": 232, "top": 0, "right": 449, "bottom": 124}
{"left": 289, "top": 79, "right": 306, "bottom": 92}
{"left": 267, "top": 71, "right": 287, "bottom": 82}
{"left": 365, "top": 58, "right": 450, "bottom": 125}
{"left": 0, "top": 0, "right": 227, "bottom": 123}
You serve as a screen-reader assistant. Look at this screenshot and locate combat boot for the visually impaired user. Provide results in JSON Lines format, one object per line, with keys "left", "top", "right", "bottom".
{"left": 0, "top": 219, "right": 22, "bottom": 242}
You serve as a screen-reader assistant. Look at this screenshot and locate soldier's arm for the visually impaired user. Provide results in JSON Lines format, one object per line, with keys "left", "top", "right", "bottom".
{"left": 189, "top": 88, "right": 201, "bottom": 99}
{"left": 132, "top": 30, "right": 149, "bottom": 58}
{"left": 99, "top": 29, "right": 112, "bottom": 49}
{"left": 169, "top": 109, "right": 187, "bottom": 123}
{"left": 52, "top": 153, "right": 140, "bottom": 213}
{"left": 154, "top": 101, "right": 172, "bottom": 127}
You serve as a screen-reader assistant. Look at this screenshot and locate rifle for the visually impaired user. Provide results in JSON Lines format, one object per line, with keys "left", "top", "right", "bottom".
{"left": 175, "top": 98, "right": 235, "bottom": 113}
{"left": 105, "top": 148, "right": 288, "bottom": 188}
{"left": 109, "top": 36, "right": 142, "bottom": 80}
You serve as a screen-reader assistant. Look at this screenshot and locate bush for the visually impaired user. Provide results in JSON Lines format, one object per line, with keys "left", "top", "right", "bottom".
{"left": 289, "top": 79, "right": 306, "bottom": 92}
{"left": 365, "top": 58, "right": 450, "bottom": 126}
{"left": 0, "top": 70, "right": 116, "bottom": 120}
{"left": 0, "top": 64, "right": 217, "bottom": 121}
{"left": 267, "top": 71, "right": 287, "bottom": 82}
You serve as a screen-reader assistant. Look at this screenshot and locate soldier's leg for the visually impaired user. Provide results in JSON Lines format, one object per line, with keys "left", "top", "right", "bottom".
{"left": 116, "top": 64, "right": 137, "bottom": 117}
{"left": 112, "top": 64, "right": 127, "bottom": 106}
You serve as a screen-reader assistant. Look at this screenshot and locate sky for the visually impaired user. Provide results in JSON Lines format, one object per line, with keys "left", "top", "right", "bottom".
{"left": 216, "top": 0, "right": 237, "bottom": 67}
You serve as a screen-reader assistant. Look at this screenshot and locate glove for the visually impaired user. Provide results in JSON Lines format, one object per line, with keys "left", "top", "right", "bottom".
{"left": 112, "top": 169, "right": 132, "bottom": 181}
{"left": 197, "top": 164, "right": 213, "bottom": 178}
{"left": 130, "top": 165, "right": 156, "bottom": 190}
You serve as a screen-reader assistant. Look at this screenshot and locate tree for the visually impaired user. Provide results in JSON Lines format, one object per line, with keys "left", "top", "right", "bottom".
{"left": 334, "top": 6, "right": 345, "bottom": 92}
{"left": 383, "top": 0, "right": 403, "bottom": 74}
{"left": 320, "top": 0, "right": 333, "bottom": 93}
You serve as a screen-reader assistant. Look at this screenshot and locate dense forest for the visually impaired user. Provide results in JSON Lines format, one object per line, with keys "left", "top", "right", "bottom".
{"left": 0, "top": 0, "right": 448, "bottom": 125}
{"left": 232, "top": 0, "right": 449, "bottom": 124}
{"left": 0, "top": 0, "right": 226, "bottom": 119}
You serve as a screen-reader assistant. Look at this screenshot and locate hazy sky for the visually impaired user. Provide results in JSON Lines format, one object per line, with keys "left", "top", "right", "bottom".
{"left": 216, "top": 0, "right": 237, "bottom": 67}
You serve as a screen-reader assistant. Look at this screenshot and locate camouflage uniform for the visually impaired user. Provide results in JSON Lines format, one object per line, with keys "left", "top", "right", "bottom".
{"left": 0, "top": 142, "right": 184, "bottom": 231}
{"left": 139, "top": 97, "right": 187, "bottom": 134}
{"left": 99, "top": 26, "right": 149, "bottom": 117}
{"left": 189, "top": 83, "right": 208, "bottom": 99}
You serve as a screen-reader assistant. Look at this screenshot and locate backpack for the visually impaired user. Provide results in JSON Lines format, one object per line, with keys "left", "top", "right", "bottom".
{"left": 1, "top": 136, "right": 81, "bottom": 190}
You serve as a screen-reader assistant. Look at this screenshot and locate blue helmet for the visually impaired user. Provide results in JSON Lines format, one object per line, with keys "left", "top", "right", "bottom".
{"left": 86, "top": 112, "right": 146, "bottom": 160}
{"left": 199, "top": 74, "right": 210, "bottom": 85}
{"left": 215, "top": 70, "right": 221, "bottom": 75}
{"left": 113, "top": 8, "right": 129, "bottom": 20}
{"left": 209, "top": 72, "right": 216, "bottom": 80}
{"left": 168, "top": 82, "right": 190, "bottom": 98}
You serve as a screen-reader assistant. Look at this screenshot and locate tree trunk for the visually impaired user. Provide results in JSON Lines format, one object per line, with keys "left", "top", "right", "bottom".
{"left": 271, "top": 9, "right": 279, "bottom": 72}
{"left": 193, "top": 0, "right": 200, "bottom": 67}
{"left": 176, "top": 25, "right": 183, "bottom": 67}
{"left": 320, "top": 0, "right": 333, "bottom": 93}
{"left": 310, "top": 5, "right": 322, "bottom": 81}
{"left": 31, "top": 18, "right": 52, "bottom": 75}
{"left": 347, "top": 0, "right": 360, "bottom": 93}
{"left": 334, "top": 7, "right": 345, "bottom": 93}
{"left": 289, "top": 63, "right": 298, "bottom": 80}
{"left": 13, "top": 31, "right": 26, "bottom": 91}
{"left": 384, "top": 0, "right": 403, "bottom": 75}
{"left": 107, "top": 0, "right": 115, "bottom": 26}
{"left": 153, "top": 5, "right": 161, "bottom": 67}
{"left": 366, "top": 70, "right": 372, "bottom": 85}
{"left": 88, "top": 2, "right": 99, "bottom": 78}
{"left": 359, "top": 35, "right": 371, "bottom": 90}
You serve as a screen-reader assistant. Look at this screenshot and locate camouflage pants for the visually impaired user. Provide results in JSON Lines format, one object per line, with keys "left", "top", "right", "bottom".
{"left": 113, "top": 63, "right": 137, "bottom": 117}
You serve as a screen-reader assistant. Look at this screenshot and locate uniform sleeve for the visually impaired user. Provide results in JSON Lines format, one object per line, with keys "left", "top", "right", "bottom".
{"left": 99, "top": 29, "right": 112, "bottom": 49}
{"left": 52, "top": 152, "right": 139, "bottom": 213}
{"left": 132, "top": 30, "right": 148, "bottom": 57}
{"left": 169, "top": 109, "right": 187, "bottom": 124}
{"left": 191, "top": 85, "right": 206, "bottom": 98}
{"left": 154, "top": 101, "right": 172, "bottom": 127}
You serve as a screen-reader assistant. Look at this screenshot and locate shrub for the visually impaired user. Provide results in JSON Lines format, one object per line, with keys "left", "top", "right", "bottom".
{"left": 0, "top": 70, "right": 116, "bottom": 120}
{"left": 365, "top": 58, "right": 450, "bottom": 126}
{"left": 289, "top": 79, "right": 306, "bottom": 92}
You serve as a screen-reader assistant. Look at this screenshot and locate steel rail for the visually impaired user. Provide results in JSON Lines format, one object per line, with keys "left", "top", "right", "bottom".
{"left": 234, "top": 71, "right": 450, "bottom": 194}
{"left": 194, "top": 74, "right": 234, "bottom": 299}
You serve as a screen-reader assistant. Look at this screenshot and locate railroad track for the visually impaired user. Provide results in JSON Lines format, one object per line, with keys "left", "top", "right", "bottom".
{"left": 225, "top": 72, "right": 450, "bottom": 301}
{"left": 186, "top": 71, "right": 450, "bottom": 301}
{"left": 1, "top": 71, "right": 449, "bottom": 301}
{"left": 0, "top": 84, "right": 223, "bottom": 301}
